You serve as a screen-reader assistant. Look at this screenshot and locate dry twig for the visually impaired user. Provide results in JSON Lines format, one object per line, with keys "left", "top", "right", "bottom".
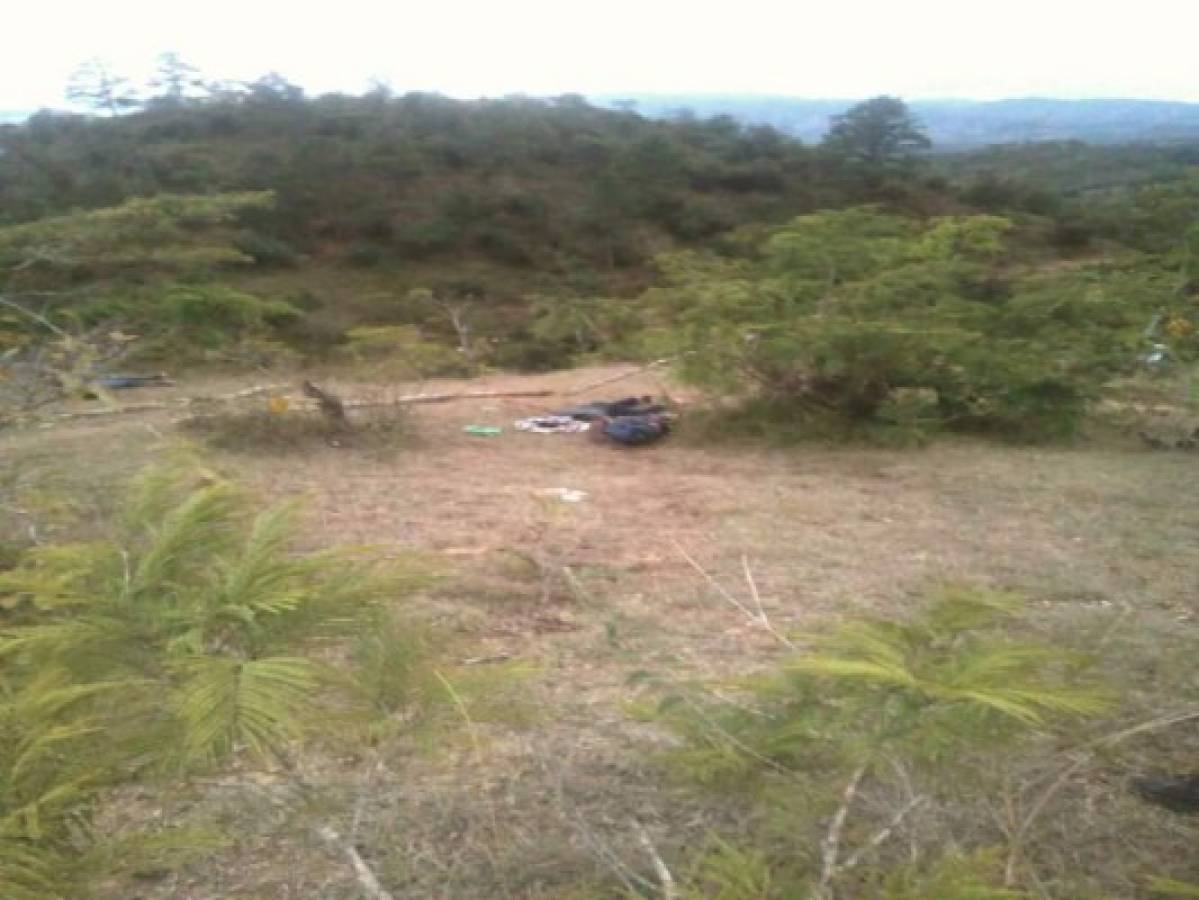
{"left": 633, "top": 820, "right": 678, "bottom": 900}
{"left": 815, "top": 763, "right": 869, "bottom": 900}
{"left": 672, "top": 540, "right": 796, "bottom": 649}
{"left": 838, "top": 795, "right": 927, "bottom": 873}
{"left": 316, "top": 824, "right": 395, "bottom": 900}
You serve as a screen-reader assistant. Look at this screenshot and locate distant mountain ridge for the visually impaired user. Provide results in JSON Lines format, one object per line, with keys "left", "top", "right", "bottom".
{"left": 591, "top": 95, "right": 1199, "bottom": 149}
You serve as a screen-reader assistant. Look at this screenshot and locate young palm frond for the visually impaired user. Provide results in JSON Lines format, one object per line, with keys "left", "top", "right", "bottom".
{"left": 656, "top": 586, "right": 1110, "bottom": 784}
{"left": 0, "top": 465, "right": 425, "bottom": 896}
{"left": 172, "top": 655, "right": 320, "bottom": 768}
{"left": 0, "top": 839, "right": 68, "bottom": 900}
{"left": 1152, "top": 878, "right": 1199, "bottom": 897}
{"left": 784, "top": 586, "right": 1111, "bottom": 747}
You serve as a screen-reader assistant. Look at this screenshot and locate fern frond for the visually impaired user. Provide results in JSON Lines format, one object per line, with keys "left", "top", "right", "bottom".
{"left": 130, "top": 482, "right": 244, "bottom": 597}
{"left": 215, "top": 502, "right": 309, "bottom": 616}
{"left": 15, "top": 677, "right": 151, "bottom": 720}
{"left": 922, "top": 585, "right": 1023, "bottom": 634}
{"left": 1151, "top": 877, "right": 1199, "bottom": 897}
{"left": 2, "top": 773, "right": 108, "bottom": 839}
{"left": 0, "top": 542, "right": 119, "bottom": 611}
{"left": 787, "top": 656, "right": 920, "bottom": 689}
{"left": 10, "top": 722, "right": 104, "bottom": 783}
{"left": 0, "top": 839, "right": 67, "bottom": 900}
{"left": 172, "top": 655, "right": 320, "bottom": 767}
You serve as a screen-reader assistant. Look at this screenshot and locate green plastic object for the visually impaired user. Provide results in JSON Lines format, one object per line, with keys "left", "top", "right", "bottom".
{"left": 464, "top": 425, "right": 503, "bottom": 436}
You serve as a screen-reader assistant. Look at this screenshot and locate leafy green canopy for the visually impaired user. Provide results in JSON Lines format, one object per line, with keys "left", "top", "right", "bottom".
{"left": 0, "top": 192, "right": 289, "bottom": 421}
{"left": 821, "top": 96, "right": 932, "bottom": 169}
{"left": 0, "top": 192, "right": 273, "bottom": 281}
{"left": 646, "top": 207, "right": 1193, "bottom": 439}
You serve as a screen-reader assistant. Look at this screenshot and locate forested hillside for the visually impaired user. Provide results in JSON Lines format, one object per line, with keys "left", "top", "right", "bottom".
{"left": 0, "top": 85, "right": 961, "bottom": 370}
{"left": 1, "top": 83, "right": 1197, "bottom": 393}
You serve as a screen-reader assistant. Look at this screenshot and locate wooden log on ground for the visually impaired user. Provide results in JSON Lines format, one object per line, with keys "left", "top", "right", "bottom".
{"left": 47, "top": 384, "right": 557, "bottom": 425}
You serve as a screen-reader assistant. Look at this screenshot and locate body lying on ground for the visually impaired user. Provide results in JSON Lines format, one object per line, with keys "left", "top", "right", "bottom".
{"left": 591, "top": 413, "right": 672, "bottom": 446}
{"left": 555, "top": 395, "right": 665, "bottom": 422}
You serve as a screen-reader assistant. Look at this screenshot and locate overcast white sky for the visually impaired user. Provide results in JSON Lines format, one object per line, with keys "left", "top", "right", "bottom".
{"left": 4, "top": 0, "right": 1198, "bottom": 109}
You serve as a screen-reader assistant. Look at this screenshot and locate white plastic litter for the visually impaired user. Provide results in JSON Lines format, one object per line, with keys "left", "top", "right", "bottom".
{"left": 514, "top": 415, "right": 590, "bottom": 433}
{"left": 539, "top": 488, "right": 588, "bottom": 503}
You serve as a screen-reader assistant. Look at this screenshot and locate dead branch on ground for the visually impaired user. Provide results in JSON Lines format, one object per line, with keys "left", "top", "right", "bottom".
{"left": 814, "top": 763, "right": 869, "bottom": 900}
{"left": 316, "top": 824, "right": 395, "bottom": 900}
{"left": 43, "top": 385, "right": 555, "bottom": 424}
{"left": 633, "top": 820, "right": 678, "bottom": 900}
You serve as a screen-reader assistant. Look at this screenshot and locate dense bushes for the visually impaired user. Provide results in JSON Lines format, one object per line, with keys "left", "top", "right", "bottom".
{"left": 645, "top": 207, "right": 1195, "bottom": 441}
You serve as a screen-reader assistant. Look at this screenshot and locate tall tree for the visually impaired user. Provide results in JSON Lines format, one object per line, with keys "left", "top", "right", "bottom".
{"left": 245, "top": 72, "right": 305, "bottom": 104}
{"left": 148, "top": 51, "right": 207, "bottom": 106}
{"left": 65, "top": 58, "right": 140, "bottom": 116}
{"left": 821, "top": 96, "right": 931, "bottom": 168}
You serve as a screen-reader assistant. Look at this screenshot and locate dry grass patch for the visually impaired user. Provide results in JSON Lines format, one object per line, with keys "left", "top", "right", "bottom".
{"left": 4, "top": 364, "right": 1198, "bottom": 897}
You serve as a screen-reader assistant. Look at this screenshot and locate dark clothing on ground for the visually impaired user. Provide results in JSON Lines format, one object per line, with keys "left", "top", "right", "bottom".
{"left": 1132, "top": 774, "right": 1199, "bottom": 813}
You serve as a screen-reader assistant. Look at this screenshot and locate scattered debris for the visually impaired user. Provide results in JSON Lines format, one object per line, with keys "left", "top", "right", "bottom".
{"left": 539, "top": 487, "right": 588, "bottom": 503}
{"left": 460, "top": 654, "right": 514, "bottom": 666}
{"left": 515, "top": 415, "right": 590, "bottom": 434}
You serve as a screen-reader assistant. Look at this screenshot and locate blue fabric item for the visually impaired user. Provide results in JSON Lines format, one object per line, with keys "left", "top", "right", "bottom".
{"left": 601, "top": 414, "right": 670, "bottom": 446}
{"left": 93, "top": 374, "right": 172, "bottom": 389}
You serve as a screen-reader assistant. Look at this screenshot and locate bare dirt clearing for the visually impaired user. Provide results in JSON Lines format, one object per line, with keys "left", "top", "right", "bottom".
{"left": 4, "top": 363, "right": 1197, "bottom": 897}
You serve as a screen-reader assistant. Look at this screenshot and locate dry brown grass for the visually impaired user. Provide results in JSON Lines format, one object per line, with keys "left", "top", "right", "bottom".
{"left": 4, "top": 363, "right": 1198, "bottom": 897}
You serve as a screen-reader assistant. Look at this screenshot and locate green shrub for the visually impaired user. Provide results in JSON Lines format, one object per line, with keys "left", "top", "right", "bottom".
{"left": 645, "top": 207, "right": 1191, "bottom": 441}
{"left": 0, "top": 465, "right": 431, "bottom": 896}
{"left": 645, "top": 586, "right": 1110, "bottom": 897}
{"left": 233, "top": 230, "right": 301, "bottom": 266}
{"left": 339, "top": 324, "right": 473, "bottom": 377}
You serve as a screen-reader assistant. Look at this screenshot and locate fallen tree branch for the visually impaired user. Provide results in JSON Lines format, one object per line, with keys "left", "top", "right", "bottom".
{"left": 44, "top": 383, "right": 291, "bottom": 421}
{"left": 45, "top": 385, "right": 554, "bottom": 423}
{"left": 633, "top": 820, "right": 678, "bottom": 900}
{"left": 345, "top": 388, "right": 554, "bottom": 407}
{"left": 838, "top": 795, "right": 927, "bottom": 873}
{"left": 317, "top": 824, "right": 395, "bottom": 900}
{"left": 0, "top": 294, "right": 70, "bottom": 338}
{"left": 815, "top": 763, "right": 869, "bottom": 900}
{"left": 672, "top": 540, "right": 796, "bottom": 649}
